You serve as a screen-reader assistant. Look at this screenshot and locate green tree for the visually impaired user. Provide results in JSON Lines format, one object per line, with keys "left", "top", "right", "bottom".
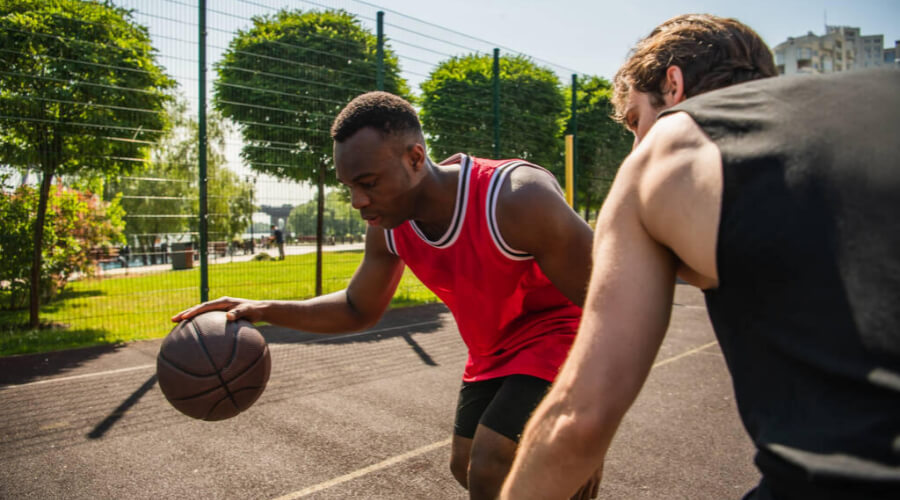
{"left": 110, "top": 99, "right": 255, "bottom": 262}
{"left": 0, "top": 175, "right": 125, "bottom": 310}
{"left": 213, "top": 8, "right": 407, "bottom": 294}
{"left": 420, "top": 54, "right": 565, "bottom": 171}
{"left": 288, "top": 189, "right": 365, "bottom": 239}
{"left": 565, "top": 76, "right": 632, "bottom": 221}
{"left": 0, "top": 0, "right": 174, "bottom": 326}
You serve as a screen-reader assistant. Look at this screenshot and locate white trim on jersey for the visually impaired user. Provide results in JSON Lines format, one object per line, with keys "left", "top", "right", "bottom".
{"left": 384, "top": 228, "right": 397, "bottom": 255}
{"left": 487, "top": 161, "right": 533, "bottom": 261}
{"left": 407, "top": 155, "right": 472, "bottom": 249}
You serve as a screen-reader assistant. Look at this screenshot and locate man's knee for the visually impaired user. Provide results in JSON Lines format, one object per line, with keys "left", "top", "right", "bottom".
{"left": 449, "top": 454, "right": 469, "bottom": 489}
{"left": 467, "top": 437, "right": 516, "bottom": 499}
{"left": 449, "top": 436, "right": 472, "bottom": 489}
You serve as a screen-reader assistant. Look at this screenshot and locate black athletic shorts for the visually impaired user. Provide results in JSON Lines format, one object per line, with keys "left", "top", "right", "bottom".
{"left": 454, "top": 374, "right": 551, "bottom": 442}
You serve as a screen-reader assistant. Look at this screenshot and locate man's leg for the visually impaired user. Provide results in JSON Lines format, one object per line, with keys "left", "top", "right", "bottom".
{"left": 450, "top": 375, "right": 551, "bottom": 499}
{"left": 450, "top": 378, "right": 503, "bottom": 490}
{"left": 450, "top": 434, "right": 473, "bottom": 488}
{"left": 467, "top": 424, "right": 519, "bottom": 499}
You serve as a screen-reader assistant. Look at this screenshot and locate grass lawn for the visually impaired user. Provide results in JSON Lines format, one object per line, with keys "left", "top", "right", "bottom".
{"left": 0, "top": 250, "right": 437, "bottom": 356}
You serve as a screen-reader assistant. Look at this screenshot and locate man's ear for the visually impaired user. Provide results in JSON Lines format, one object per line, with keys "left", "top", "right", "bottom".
{"left": 663, "top": 66, "right": 686, "bottom": 106}
{"left": 406, "top": 141, "right": 427, "bottom": 172}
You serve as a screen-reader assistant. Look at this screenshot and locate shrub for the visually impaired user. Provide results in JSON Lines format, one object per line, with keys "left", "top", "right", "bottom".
{"left": 0, "top": 182, "right": 125, "bottom": 309}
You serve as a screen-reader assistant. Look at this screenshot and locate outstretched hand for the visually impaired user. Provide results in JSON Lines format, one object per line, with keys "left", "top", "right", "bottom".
{"left": 171, "top": 296, "right": 264, "bottom": 323}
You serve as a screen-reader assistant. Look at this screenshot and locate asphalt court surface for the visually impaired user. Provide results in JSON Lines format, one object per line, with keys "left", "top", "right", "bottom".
{"left": 0, "top": 285, "right": 759, "bottom": 499}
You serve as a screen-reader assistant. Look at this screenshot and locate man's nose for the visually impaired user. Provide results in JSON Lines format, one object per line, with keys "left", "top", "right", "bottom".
{"left": 350, "top": 189, "right": 370, "bottom": 209}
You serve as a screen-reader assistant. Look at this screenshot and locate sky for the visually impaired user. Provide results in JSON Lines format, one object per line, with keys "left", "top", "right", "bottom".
{"left": 365, "top": 0, "right": 900, "bottom": 81}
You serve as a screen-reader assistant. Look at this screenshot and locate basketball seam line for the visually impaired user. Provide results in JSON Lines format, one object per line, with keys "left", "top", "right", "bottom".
{"left": 158, "top": 343, "right": 270, "bottom": 391}
{"left": 189, "top": 318, "right": 240, "bottom": 418}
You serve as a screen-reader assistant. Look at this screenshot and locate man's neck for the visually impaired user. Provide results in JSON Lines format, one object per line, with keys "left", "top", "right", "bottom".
{"left": 411, "top": 158, "right": 461, "bottom": 240}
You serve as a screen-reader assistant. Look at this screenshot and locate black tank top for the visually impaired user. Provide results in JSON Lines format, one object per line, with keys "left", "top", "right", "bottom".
{"left": 663, "top": 69, "right": 900, "bottom": 498}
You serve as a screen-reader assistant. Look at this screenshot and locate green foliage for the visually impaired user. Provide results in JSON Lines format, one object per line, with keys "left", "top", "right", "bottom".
{"left": 565, "top": 76, "right": 632, "bottom": 218}
{"left": 0, "top": 180, "right": 125, "bottom": 310}
{"left": 0, "top": 0, "right": 175, "bottom": 177}
{"left": 213, "top": 8, "right": 409, "bottom": 184}
{"left": 288, "top": 189, "right": 365, "bottom": 237}
{"left": 111, "top": 98, "right": 255, "bottom": 253}
{"left": 420, "top": 54, "right": 566, "bottom": 171}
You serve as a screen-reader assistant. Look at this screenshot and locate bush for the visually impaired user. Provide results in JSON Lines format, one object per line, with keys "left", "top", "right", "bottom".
{"left": 0, "top": 181, "right": 125, "bottom": 310}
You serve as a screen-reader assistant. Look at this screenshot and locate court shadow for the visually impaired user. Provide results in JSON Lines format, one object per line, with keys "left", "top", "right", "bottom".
{"left": 87, "top": 374, "right": 158, "bottom": 439}
{"left": 0, "top": 339, "right": 123, "bottom": 386}
{"left": 259, "top": 303, "right": 450, "bottom": 367}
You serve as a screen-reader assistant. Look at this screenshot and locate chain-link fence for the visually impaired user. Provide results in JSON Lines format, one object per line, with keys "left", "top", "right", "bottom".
{"left": 0, "top": 0, "right": 631, "bottom": 353}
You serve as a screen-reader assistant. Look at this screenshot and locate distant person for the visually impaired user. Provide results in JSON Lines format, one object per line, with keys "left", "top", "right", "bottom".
{"left": 174, "top": 91, "right": 597, "bottom": 499}
{"left": 501, "top": 15, "right": 900, "bottom": 500}
{"left": 159, "top": 238, "right": 168, "bottom": 264}
{"left": 270, "top": 225, "right": 285, "bottom": 260}
{"left": 118, "top": 244, "right": 129, "bottom": 269}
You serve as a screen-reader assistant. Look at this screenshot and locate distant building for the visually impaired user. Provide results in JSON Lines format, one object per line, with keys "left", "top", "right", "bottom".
{"left": 885, "top": 40, "right": 900, "bottom": 66}
{"left": 773, "top": 25, "right": 894, "bottom": 75}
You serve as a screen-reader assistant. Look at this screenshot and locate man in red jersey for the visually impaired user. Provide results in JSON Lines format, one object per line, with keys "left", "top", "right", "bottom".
{"left": 173, "top": 91, "right": 598, "bottom": 499}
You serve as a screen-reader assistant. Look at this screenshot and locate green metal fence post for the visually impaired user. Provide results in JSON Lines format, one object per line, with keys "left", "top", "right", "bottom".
{"left": 570, "top": 73, "right": 578, "bottom": 214}
{"left": 198, "top": 0, "right": 209, "bottom": 302}
{"left": 493, "top": 48, "right": 500, "bottom": 159}
{"left": 376, "top": 11, "right": 384, "bottom": 91}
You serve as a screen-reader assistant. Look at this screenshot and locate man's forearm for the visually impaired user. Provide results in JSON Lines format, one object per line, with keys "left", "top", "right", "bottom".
{"left": 259, "top": 290, "right": 377, "bottom": 334}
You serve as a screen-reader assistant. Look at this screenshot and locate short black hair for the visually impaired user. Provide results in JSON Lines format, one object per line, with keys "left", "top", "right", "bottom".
{"left": 331, "top": 91, "right": 421, "bottom": 143}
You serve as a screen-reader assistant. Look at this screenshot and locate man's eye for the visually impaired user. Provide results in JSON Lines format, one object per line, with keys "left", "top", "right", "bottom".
{"left": 359, "top": 181, "right": 375, "bottom": 189}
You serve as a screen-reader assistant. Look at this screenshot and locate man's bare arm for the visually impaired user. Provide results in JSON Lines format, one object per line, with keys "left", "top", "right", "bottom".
{"left": 500, "top": 113, "right": 722, "bottom": 499}
{"left": 171, "top": 226, "right": 405, "bottom": 333}
{"left": 496, "top": 166, "right": 594, "bottom": 307}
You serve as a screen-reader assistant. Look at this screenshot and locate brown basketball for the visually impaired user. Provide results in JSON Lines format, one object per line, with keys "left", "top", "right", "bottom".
{"left": 157, "top": 311, "right": 271, "bottom": 421}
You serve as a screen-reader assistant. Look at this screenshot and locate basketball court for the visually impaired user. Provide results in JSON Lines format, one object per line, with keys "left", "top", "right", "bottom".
{"left": 0, "top": 284, "right": 758, "bottom": 499}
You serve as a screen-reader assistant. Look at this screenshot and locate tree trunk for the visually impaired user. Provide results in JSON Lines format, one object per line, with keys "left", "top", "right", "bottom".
{"left": 315, "top": 165, "right": 325, "bottom": 296}
{"left": 29, "top": 169, "right": 54, "bottom": 328}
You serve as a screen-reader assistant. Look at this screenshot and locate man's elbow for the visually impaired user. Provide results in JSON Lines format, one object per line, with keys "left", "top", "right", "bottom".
{"left": 531, "top": 398, "right": 615, "bottom": 464}
{"left": 343, "top": 294, "right": 385, "bottom": 332}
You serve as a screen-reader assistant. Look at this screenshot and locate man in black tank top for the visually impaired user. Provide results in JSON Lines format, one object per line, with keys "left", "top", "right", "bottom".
{"left": 502, "top": 14, "right": 900, "bottom": 500}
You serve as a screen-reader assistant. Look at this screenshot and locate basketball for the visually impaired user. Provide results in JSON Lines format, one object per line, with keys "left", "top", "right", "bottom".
{"left": 157, "top": 311, "right": 271, "bottom": 421}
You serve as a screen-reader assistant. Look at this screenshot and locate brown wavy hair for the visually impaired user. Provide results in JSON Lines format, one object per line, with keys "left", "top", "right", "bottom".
{"left": 612, "top": 14, "right": 776, "bottom": 122}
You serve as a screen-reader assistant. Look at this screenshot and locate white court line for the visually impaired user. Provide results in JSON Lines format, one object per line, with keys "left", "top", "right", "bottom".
{"left": 0, "top": 320, "right": 441, "bottom": 390}
{"left": 270, "top": 340, "right": 721, "bottom": 499}
{"left": 271, "top": 438, "right": 453, "bottom": 500}
{"left": 652, "top": 341, "right": 718, "bottom": 368}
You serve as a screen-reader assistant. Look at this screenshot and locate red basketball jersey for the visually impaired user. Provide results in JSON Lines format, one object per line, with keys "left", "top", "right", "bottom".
{"left": 385, "top": 154, "right": 581, "bottom": 382}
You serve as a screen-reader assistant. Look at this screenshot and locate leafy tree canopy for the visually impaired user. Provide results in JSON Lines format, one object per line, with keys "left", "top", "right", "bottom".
{"left": 420, "top": 53, "right": 565, "bottom": 170}
{"left": 0, "top": 0, "right": 175, "bottom": 176}
{"left": 213, "top": 8, "right": 409, "bottom": 183}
